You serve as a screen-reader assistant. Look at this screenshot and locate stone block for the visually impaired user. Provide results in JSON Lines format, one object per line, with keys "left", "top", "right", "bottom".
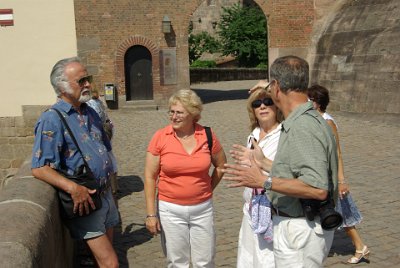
{"left": 0, "top": 159, "right": 11, "bottom": 169}
{"left": 24, "top": 118, "right": 39, "bottom": 129}
{"left": 14, "top": 116, "right": 26, "bottom": 128}
{"left": 0, "top": 243, "right": 32, "bottom": 268}
{"left": 0, "top": 161, "right": 74, "bottom": 267}
{"left": 8, "top": 137, "right": 28, "bottom": 145}
{"left": 11, "top": 159, "right": 24, "bottom": 168}
{"left": 16, "top": 127, "right": 33, "bottom": 137}
{"left": 0, "top": 137, "right": 8, "bottom": 145}
{"left": 0, "top": 127, "right": 16, "bottom": 137}
{"left": 0, "top": 117, "right": 15, "bottom": 128}
{"left": 77, "top": 36, "right": 101, "bottom": 53}
{"left": 22, "top": 105, "right": 49, "bottom": 121}
{"left": 12, "top": 145, "right": 32, "bottom": 160}
{"left": 0, "top": 144, "right": 15, "bottom": 158}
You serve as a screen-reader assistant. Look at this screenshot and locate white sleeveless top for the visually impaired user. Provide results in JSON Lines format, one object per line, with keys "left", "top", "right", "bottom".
{"left": 322, "top": 112, "right": 338, "bottom": 129}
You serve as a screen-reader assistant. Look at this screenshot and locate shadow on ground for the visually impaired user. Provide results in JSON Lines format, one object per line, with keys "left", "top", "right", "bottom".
{"left": 113, "top": 175, "right": 153, "bottom": 267}
{"left": 329, "top": 229, "right": 372, "bottom": 264}
{"left": 114, "top": 223, "right": 152, "bottom": 267}
{"left": 75, "top": 175, "right": 150, "bottom": 267}
{"left": 115, "top": 175, "right": 144, "bottom": 199}
{"left": 192, "top": 89, "right": 249, "bottom": 104}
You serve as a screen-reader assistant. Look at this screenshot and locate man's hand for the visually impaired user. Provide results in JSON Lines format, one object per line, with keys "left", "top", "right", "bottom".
{"left": 222, "top": 153, "right": 266, "bottom": 188}
{"left": 249, "top": 79, "right": 270, "bottom": 94}
{"left": 230, "top": 138, "right": 265, "bottom": 169}
{"left": 32, "top": 166, "right": 99, "bottom": 216}
{"left": 70, "top": 184, "right": 97, "bottom": 216}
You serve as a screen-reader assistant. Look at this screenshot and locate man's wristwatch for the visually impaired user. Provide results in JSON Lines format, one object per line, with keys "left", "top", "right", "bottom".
{"left": 263, "top": 176, "right": 273, "bottom": 191}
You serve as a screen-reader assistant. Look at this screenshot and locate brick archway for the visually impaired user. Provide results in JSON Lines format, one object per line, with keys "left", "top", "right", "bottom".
{"left": 115, "top": 35, "right": 160, "bottom": 98}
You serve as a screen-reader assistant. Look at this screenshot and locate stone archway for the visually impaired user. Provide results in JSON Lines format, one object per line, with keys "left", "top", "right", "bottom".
{"left": 115, "top": 36, "right": 160, "bottom": 101}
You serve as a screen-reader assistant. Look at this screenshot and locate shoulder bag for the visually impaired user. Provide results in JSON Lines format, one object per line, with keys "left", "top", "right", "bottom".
{"left": 50, "top": 108, "right": 102, "bottom": 219}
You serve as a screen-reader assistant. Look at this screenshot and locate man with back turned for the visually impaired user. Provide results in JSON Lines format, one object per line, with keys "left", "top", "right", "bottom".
{"left": 224, "top": 55, "right": 339, "bottom": 267}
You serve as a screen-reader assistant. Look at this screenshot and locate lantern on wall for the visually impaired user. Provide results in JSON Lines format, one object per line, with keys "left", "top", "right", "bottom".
{"left": 162, "top": 15, "right": 171, "bottom": 34}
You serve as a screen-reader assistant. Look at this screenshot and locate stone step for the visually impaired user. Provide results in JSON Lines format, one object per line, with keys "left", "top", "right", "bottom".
{"left": 121, "top": 100, "right": 159, "bottom": 111}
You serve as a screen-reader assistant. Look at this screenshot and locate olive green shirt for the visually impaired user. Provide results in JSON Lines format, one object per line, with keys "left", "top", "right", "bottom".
{"left": 269, "top": 102, "right": 338, "bottom": 217}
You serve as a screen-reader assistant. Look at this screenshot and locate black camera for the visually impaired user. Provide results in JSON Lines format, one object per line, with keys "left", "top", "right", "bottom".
{"left": 300, "top": 198, "right": 343, "bottom": 230}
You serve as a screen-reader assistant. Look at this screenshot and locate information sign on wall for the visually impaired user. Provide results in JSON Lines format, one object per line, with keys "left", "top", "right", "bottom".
{"left": 160, "top": 48, "right": 177, "bottom": 85}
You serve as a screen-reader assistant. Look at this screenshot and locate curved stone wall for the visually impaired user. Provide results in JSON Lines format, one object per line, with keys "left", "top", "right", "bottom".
{"left": 311, "top": 0, "right": 400, "bottom": 113}
{"left": 0, "top": 159, "right": 74, "bottom": 267}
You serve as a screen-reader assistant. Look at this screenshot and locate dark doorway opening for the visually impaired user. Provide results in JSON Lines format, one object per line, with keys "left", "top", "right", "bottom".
{"left": 124, "top": 45, "right": 153, "bottom": 100}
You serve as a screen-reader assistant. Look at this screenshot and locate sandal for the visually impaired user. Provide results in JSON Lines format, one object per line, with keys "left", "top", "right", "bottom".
{"left": 347, "top": 245, "right": 370, "bottom": 264}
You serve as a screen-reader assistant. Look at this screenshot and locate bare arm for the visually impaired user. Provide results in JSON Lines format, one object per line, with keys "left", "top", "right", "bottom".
{"left": 144, "top": 152, "right": 161, "bottom": 235}
{"left": 326, "top": 120, "right": 349, "bottom": 197}
{"left": 210, "top": 149, "right": 227, "bottom": 190}
{"left": 32, "top": 165, "right": 97, "bottom": 216}
{"left": 222, "top": 155, "right": 328, "bottom": 200}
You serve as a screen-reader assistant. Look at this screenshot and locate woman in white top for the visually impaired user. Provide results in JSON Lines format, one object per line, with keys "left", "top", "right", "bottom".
{"left": 308, "top": 85, "right": 369, "bottom": 264}
{"left": 233, "top": 88, "right": 282, "bottom": 268}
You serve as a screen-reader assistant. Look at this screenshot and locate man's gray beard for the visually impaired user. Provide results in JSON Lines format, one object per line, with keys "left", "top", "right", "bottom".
{"left": 63, "top": 84, "right": 91, "bottom": 103}
{"left": 79, "top": 93, "right": 91, "bottom": 103}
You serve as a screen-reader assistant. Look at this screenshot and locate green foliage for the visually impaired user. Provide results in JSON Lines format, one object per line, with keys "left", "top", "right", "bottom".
{"left": 218, "top": 4, "right": 267, "bottom": 67}
{"left": 190, "top": 60, "right": 217, "bottom": 68}
{"left": 256, "top": 63, "right": 268, "bottom": 69}
{"left": 188, "top": 29, "right": 221, "bottom": 64}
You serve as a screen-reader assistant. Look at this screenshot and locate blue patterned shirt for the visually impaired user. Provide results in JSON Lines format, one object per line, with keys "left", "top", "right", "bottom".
{"left": 31, "top": 99, "right": 113, "bottom": 187}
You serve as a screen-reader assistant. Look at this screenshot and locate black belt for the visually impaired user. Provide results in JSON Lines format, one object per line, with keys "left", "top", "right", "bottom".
{"left": 272, "top": 207, "right": 303, "bottom": 218}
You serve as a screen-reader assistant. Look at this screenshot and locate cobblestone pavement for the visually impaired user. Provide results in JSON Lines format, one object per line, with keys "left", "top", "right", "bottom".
{"left": 105, "top": 80, "right": 400, "bottom": 268}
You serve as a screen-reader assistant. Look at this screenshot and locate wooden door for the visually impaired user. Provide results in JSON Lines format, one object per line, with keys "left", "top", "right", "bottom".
{"left": 125, "top": 46, "right": 153, "bottom": 100}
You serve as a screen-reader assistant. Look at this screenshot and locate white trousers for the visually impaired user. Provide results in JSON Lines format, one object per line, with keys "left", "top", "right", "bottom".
{"left": 159, "top": 199, "right": 215, "bottom": 268}
{"left": 237, "top": 216, "right": 275, "bottom": 268}
{"left": 272, "top": 216, "right": 334, "bottom": 268}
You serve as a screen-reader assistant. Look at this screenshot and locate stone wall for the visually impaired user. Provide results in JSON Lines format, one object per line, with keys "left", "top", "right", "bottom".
{"left": 310, "top": 0, "right": 400, "bottom": 113}
{"left": 0, "top": 106, "right": 48, "bottom": 182}
{"left": 0, "top": 159, "right": 75, "bottom": 268}
{"left": 190, "top": 68, "right": 267, "bottom": 83}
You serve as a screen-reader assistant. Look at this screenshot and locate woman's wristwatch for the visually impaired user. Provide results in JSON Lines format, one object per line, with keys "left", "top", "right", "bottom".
{"left": 263, "top": 176, "right": 273, "bottom": 191}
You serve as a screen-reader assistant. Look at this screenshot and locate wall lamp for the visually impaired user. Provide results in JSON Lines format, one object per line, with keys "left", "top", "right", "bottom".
{"left": 162, "top": 15, "right": 171, "bottom": 34}
{"left": 212, "top": 21, "right": 217, "bottom": 29}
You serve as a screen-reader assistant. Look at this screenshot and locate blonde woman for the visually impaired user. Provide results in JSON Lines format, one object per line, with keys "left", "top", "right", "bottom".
{"left": 144, "top": 89, "right": 226, "bottom": 268}
{"left": 232, "top": 88, "right": 282, "bottom": 268}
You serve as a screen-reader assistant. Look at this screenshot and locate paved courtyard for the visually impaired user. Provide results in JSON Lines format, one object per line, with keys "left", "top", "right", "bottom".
{"left": 106, "top": 80, "right": 400, "bottom": 267}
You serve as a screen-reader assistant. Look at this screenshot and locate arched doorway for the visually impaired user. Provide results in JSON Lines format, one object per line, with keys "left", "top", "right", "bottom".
{"left": 124, "top": 45, "right": 153, "bottom": 100}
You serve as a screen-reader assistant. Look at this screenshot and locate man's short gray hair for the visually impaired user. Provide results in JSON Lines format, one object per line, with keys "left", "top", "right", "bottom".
{"left": 50, "top": 57, "right": 82, "bottom": 96}
{"left": 270, "top": 55, "right": 309, "bottom": 93}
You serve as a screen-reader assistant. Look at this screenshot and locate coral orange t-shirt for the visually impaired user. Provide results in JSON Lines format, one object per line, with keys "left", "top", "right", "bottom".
{"left": 147, "top": 123, "right": 222, "bottom": 205}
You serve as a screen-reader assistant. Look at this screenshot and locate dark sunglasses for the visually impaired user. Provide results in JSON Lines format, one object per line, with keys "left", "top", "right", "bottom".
{"left": 251, "top": 98, "right": 274, "bottom": 108}
{"left": 77, "top": 75, "right": 93, "bottom": 86}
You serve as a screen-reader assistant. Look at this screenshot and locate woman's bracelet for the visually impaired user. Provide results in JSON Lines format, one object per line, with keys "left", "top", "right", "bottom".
{"left": 338, "top": 180, "right": 347, "bottom": 184}
{"left": 146, "top": 214, "right": 157, "bottom": 219}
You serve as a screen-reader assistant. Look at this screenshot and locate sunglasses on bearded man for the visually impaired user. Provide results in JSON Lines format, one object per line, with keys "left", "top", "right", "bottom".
{"left": 76, "top": 75, "right": 93, "bottom": 86}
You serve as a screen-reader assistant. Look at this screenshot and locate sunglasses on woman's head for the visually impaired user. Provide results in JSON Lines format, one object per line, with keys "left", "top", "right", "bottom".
{"left": 251, "top": 98, "right": 274, "bottom": 108}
